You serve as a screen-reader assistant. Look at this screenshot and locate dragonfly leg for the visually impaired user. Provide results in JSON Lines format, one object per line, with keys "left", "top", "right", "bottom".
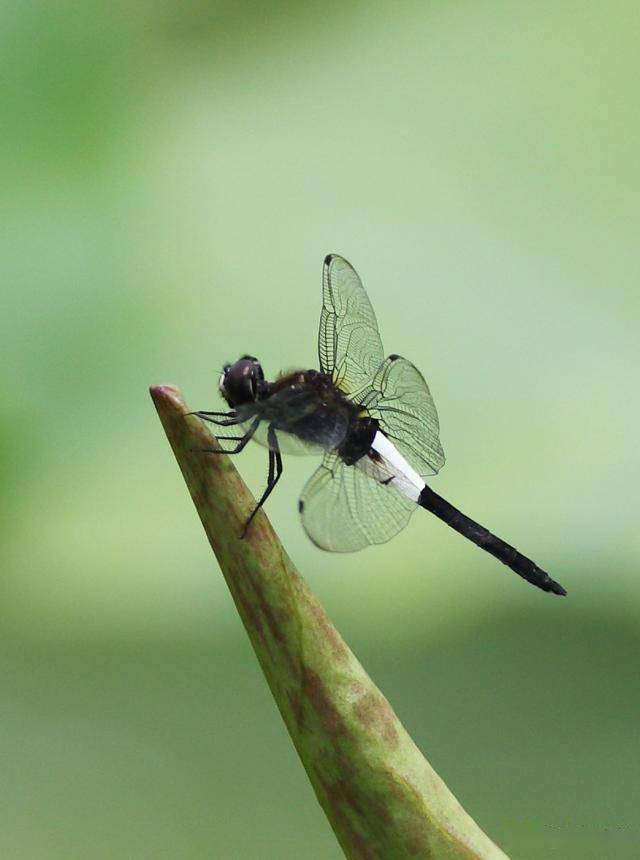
{"left": 190, "top": 410, "right": 240, "bottom": 427}
{"left": 241, "top": 424, "right": 283, "bottom": 538}
{"left": 195, "top": 417, "right": 259, "bottom": 455}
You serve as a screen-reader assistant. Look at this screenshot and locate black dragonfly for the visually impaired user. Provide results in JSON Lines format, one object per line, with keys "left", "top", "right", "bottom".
{"left": 195, "top": 254, "right": 566, "bottom": 596}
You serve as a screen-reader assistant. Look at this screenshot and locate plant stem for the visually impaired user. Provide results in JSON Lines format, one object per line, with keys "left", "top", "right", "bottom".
{"left": 150, "top": 384, "right": 509, "bottom": 860}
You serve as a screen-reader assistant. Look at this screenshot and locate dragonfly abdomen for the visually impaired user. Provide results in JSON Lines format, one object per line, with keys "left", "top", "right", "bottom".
{"left": 417, "top": 485, "right": 567, "bottom": 595}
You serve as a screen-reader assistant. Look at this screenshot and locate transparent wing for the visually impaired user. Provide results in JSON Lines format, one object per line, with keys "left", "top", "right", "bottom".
{"left": 202, "top": 418, "right": 254, "bottom": 442}
{"left": 251, "top": 382, "right": 350, "bottom": 455}
{"left": 318, "top": 254, "right": 384, "bottom": 397}
{"left": 195, "top": 415, "right": 311, "bottom": 455}
{"left": 355, "top": 355, "right": 445, "bottom": 478}
{"left": 211, "top": 419, "right": 321, "bottom": 456}
{"left": 298, "top": 451, "right": 416, "bottom": 552}
{"left": 251, "top": 422, "right": 324, "bottom": 456}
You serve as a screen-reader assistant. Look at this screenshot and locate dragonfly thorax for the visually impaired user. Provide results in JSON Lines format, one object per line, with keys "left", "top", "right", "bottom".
{"left": 254, "top": 369, "right": 363, "bottom": 453}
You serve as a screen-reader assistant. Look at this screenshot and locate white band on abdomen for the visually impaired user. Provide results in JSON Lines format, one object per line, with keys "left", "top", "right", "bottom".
{"left": 369, "top": 430, "right": 425, "bottom": 503}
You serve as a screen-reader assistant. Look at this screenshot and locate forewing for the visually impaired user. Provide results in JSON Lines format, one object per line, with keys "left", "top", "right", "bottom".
{"left": 356, "top": 355, "right": 445, "bottom": 477}
{"left": 298, "top": 451, "right": 416, "bottom": 552}
{"left": 318, "top": 254, "right": 384, "bottom": 397}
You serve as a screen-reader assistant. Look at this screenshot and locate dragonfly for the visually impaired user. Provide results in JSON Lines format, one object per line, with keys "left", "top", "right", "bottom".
{"left": 195, "top": 254, "right": 566, "bottom": 596}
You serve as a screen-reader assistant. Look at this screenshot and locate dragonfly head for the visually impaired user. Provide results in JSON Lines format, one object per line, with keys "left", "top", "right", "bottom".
{"left": 219, "top": 355, "right": 265, "bottom": 407}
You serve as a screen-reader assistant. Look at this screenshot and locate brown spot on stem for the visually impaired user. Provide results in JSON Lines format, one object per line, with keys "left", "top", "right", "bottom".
{"left": 315, "top": 773, "right": 374, "bottom": 860}
{"left": 382, "top": 773, "right": 432, "bottom": 856}
{"left": 251, "top": 582, "right": 298, "bottom": 678}
{"left": 286, "top": 687, "right": 303, "bottom": 731}
{"left": 309, "top": 601, "right": 349, "bottom": 663}
{"left": 317, "top": 768, "right": 403, "bottom": 860}
{"left": 255, "top": 587, "right": 287, "bottom": 645}
{"left": 231, "top": 574, "right": 269, "bottom": 653}
{"left": 352, "top": 687, "right": 400, "bottom": 748}
{"left": 302, "top": 667, "right": 347, "bottom": 739}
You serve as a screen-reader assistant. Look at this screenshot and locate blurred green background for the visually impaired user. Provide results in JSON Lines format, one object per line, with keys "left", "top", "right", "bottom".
{"left": 2, "top": 1, "right": 639, "bottom": 857}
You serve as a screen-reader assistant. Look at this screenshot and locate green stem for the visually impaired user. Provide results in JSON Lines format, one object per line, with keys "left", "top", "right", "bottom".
{"left": 150, "top": 384, "right": 509, "bottom": 860}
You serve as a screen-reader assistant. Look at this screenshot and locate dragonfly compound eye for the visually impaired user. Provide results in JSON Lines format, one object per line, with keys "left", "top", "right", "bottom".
{"left": 221, "top": 358, "right": 262, "bottom": 406}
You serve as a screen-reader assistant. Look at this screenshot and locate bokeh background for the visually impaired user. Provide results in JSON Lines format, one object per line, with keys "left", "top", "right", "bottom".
{"left": 2, "top": 2, "right": 639, "bottom": 857}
